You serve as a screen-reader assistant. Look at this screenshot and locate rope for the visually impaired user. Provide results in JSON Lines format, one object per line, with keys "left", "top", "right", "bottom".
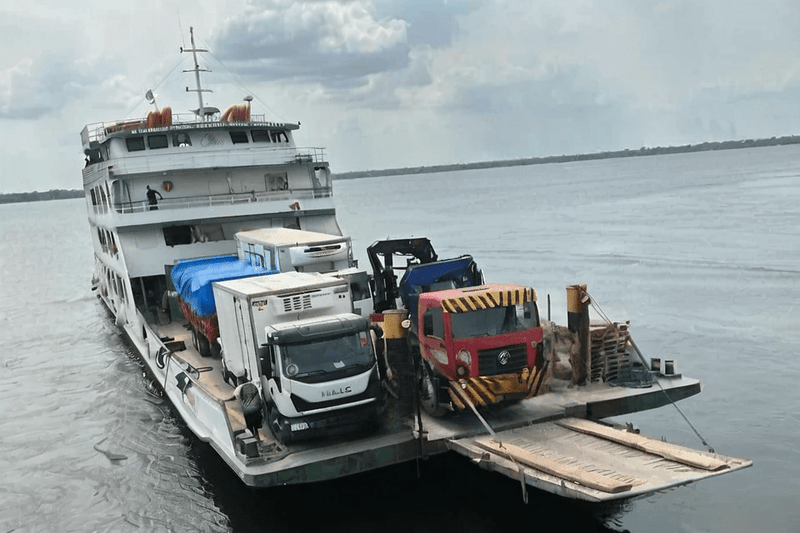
{"left": 584, "top": 288, "right": 613, "bottom": 324}
{"left": 451, "top": 385, "right": 529, "bottom": 503}
{"left": 123, "top": 55, "right": 190, "bottom": 119}
{"left": 585, "top": 290, "right": 715, "bottom": 453}
{"left": 412, "top": 351, "right": 423, "bottom": 478}
{"left": 655, "top": 380, "right": 715, "bottom": 453}
{"left": 200, "top": 43, "right": 287, "bottom": 124}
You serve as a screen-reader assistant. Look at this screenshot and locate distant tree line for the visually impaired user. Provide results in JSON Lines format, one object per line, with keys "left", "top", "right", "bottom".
{"left": 333, "top": 134, "right": 800, "bottom": 180}
{"left": 3, "top": 134, "right": 800, "bottom": 203}
{"left": 0, "top": 189, "right": 84, "bottom": 205}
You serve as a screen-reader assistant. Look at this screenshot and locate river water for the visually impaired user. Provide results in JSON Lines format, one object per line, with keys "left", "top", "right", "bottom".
{"left": 1, "top": 144, "right": 798, "bottom": 532}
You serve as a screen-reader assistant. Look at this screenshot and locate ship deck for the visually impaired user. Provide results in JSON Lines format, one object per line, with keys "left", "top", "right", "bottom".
{"left": 140, "top": 312, "right": 753, "bottom": 499}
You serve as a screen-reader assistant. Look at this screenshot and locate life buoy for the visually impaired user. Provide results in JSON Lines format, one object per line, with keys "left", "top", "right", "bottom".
{"left": 161, "top": 106, "right": 172, "bottom": 127}
{"left": 221, "top": 103, "right": 252, "bottom": 123}
{"left": 162, "top": 181, "right": 173, "bottom": 192}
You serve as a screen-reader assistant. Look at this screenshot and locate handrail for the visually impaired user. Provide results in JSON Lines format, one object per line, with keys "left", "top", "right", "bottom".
{"left": 82, "top": 113, "right": 296, "bottom": 146}
{"left": 101, "top": 186, "right": 332, "bottom": 215}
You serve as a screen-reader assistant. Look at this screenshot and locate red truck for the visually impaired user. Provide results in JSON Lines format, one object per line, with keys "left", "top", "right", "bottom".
{"left": 368, "top": 239, "right": 546, "bottom": 416}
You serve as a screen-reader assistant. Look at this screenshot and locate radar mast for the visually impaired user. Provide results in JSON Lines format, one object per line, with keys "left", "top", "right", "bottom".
{"left": 181, "top": 27, "right": 214, "bottom": 121}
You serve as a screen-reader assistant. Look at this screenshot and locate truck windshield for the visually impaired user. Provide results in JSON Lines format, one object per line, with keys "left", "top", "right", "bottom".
{"left": 450, "top": 302, "right": 539, "bottom": 339}
{"left": 280, "top": 330, "right": 374, "bottom": 381}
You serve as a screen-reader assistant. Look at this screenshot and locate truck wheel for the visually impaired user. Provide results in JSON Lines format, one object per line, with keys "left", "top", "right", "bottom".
{"left": 197, "top": 333, "right": 211, "bottom": 357}
{"left": 419, "top": 361, "right": 448, "bottom": 417}
{"left": 221, "top": 359, "right": 236, "bottom": 387}
{"left": 190, "top": 326, "right": 212, "bottom": 357}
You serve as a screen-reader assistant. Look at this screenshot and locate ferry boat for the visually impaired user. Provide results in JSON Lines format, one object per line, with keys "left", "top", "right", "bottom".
{"left": 81, "top": 30, "right": 750, "bottom": 500}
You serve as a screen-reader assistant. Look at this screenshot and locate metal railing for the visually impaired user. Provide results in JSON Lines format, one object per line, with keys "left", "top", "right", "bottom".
{"left": 102, "top": 186, "right": 332, "bottom": 215}
{"left": 82, "top": 112, "right": 297, "bottom": 147}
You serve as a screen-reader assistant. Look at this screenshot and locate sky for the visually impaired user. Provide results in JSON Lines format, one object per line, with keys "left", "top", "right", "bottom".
{"left": 2, "top": 0, "right": 800, "bottom": 193}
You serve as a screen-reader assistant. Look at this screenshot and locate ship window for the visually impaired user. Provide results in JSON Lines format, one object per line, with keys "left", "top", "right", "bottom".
{"left": 173, "top": 133, "right": 192, "bottom": 147}
{"left": 251, "top": 129, "right": 271, "bottom": 143}
{"left": 126, "top": 137, "right": 145, "bottom": 152}
{"left": 271, "top": 131, "right": 289, "bottom": 143}
{"left": 163, "top": 225, "right": 193, "bottom": 246}
{"left": 148, "top": 135, "right": 168, "bottom": 149}
{"left": 267, "top": 173, "right": 288, "bottom": 191}
{"left": 230, "top": 131, "right": 249, "bottom": 144}
{"left": 163, "top": 224, "right": 225, "bottom": 246}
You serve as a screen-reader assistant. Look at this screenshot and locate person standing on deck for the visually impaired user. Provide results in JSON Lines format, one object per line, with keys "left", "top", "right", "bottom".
{"left": 146, "top": 185, "right": 163, "bottom": 210}
{"left": 234, "top": 382, "right": 264, "bottom": 440}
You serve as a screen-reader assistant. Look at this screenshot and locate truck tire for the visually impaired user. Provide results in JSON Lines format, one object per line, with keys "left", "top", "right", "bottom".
{"left": 198, "top": 331, "right": 211, "bottom": 357}
{"left": 419, "top": 360, "right": 448, "bottom": 417}
{"left": 191, "top": 326, "right": 212, "bottom": 357}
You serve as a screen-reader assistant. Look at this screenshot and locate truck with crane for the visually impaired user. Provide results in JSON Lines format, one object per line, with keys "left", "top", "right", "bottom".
{"left": 367, "top": 238, "right": 546, "bottom": 416}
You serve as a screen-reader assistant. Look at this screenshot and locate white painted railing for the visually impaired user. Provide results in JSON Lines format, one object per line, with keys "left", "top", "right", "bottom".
{"left": 101, "top": 186, "right": 332, "bottom": 215}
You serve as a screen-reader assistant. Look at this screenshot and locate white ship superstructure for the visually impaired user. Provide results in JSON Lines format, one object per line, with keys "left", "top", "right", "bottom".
{"left": 82, "top": 32, "right": 338, "bottom": 330}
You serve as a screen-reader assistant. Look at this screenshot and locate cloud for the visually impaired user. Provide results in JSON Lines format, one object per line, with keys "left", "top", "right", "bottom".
{"left": 373, "top": 0, "right": 480, "bottom": 48}
{"left": 0, "top": 53, "right": 108, "bottom": 120}
{"left": 211, "top": 0, "right": 410, "bottom": 85}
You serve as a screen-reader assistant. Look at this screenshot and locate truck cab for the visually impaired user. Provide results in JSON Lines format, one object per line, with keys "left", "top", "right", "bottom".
{"left": 415, "top": 284, "right": 544, "bottom": 413}
{"left": 262, "top": 313, "right": 385, "bottom": 442}
{"left": 212, "top": 271, "right": 384, "bottom": 443}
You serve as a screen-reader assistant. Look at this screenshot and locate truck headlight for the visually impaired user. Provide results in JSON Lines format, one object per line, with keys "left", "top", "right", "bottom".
{"left": 457, "top": 349, "right": 472, "bottom": 366}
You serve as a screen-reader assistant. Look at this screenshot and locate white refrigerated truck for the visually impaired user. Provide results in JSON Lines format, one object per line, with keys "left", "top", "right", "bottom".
{"left": 234, "top": 227, "right": 372, "bottom": 313}
{"left": 212, "top": 271, "right": 384, "bottom": 443}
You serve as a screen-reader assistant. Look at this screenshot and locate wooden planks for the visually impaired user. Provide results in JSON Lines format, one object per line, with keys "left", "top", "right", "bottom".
{"left": 473, "top": 438, "right": 634, "bottom": 494}
{"left": 556, "top": 418, "right": 730, "bottom": 471}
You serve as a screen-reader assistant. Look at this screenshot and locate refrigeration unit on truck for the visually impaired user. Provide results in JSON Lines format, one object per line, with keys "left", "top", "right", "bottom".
{"left": 212, "top": 271, "right": 385, "bottom": 443}
{"left": 235, "top": 227, "right": 371, "bottom": 312}
{"left": 368, "top": 238, "right": 545, "bottom": 416}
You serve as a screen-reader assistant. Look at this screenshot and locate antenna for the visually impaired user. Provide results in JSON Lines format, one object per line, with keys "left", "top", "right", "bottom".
{"left": 181, "top": 27, "right": 213, "bottom": 121}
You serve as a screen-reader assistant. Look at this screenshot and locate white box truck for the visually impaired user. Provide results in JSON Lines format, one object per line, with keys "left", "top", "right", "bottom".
{"left": 212, "top": 271, "right": 385, "bottom": 443}
{"left": 235, "top": 227, "right": 354, "bottom": 273}
{"left": 235, "top": 227, "right": 371, "bottom": 312}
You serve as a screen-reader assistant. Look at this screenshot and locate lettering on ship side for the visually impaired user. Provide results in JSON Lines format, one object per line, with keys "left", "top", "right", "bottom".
{"left": 321, "top": 386, "right": 352, "bottom": 398}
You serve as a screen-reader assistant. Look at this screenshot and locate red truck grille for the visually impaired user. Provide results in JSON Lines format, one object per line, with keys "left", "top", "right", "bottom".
{"left": 478, "top": 343, "right": 528, "bottom": 376}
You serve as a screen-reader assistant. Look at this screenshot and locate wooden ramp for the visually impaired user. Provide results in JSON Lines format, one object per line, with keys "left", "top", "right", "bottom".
{"left": 445, "top": 418, "right": 752, "bottom": 502}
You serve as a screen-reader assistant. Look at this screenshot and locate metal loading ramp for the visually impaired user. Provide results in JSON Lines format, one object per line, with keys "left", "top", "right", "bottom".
{"left": 445, "top": 417, "right": 752, "bottom": 502}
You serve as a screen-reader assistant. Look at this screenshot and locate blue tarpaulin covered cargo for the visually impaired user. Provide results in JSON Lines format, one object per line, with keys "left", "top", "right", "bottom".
{"left": 171, "top": 255, "right": 276, "bottom": 317}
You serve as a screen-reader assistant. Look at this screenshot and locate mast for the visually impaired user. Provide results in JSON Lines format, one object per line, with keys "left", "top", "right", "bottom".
{"left": 181, "top": 27, "right": 213, "bottom": 121}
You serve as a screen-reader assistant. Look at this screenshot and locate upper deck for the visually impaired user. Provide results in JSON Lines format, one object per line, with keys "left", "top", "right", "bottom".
{"left": 81, "top": 111, "right": 336, "bottom": 229}
{"left": 81, "top": 111, "right": 322, "bottom": 181}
